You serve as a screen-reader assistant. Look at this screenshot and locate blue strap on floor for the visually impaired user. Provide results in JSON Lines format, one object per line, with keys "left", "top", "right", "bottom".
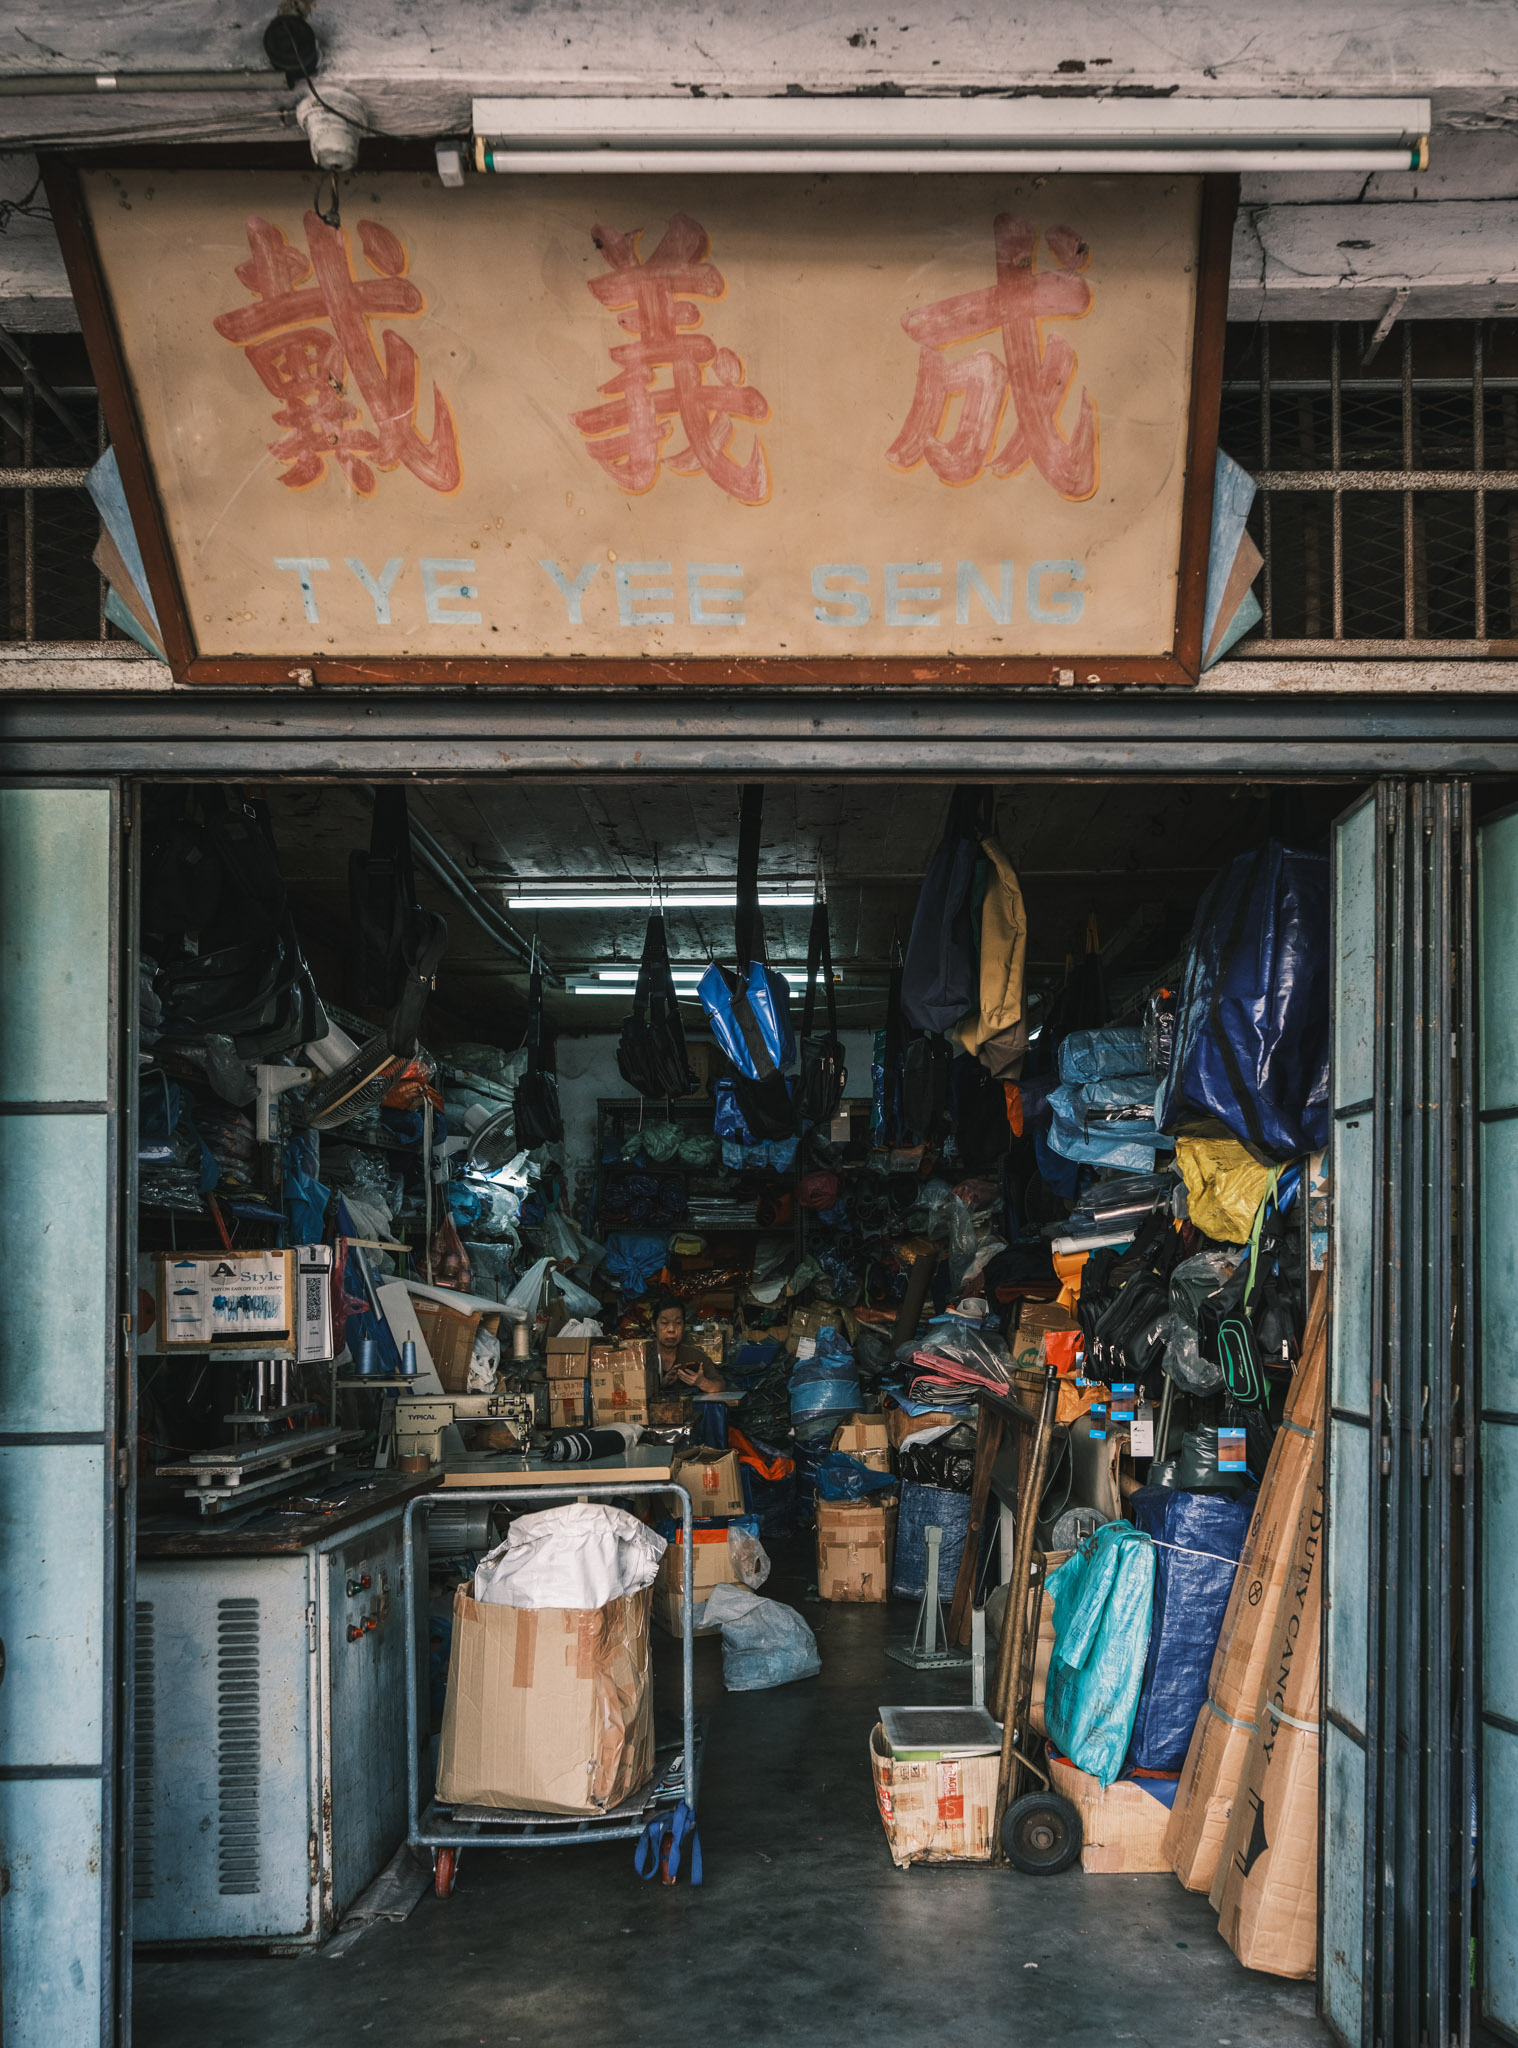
{"left": 633, "top": 1800, "right": 702, "bottom": 1885}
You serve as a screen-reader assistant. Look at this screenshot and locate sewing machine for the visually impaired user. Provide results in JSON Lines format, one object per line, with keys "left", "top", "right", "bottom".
{"left": 392, "top": 1390, "right": 537, "bottom": 1465}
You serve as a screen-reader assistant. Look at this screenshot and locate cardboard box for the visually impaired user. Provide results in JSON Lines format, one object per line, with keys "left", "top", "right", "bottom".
{"left": 652, "top": 1524, "right": 739, "bottom": 1635}
{"left": 1048, "top": 1755, "right": 1175, "bottom": 1874}
{"left": 591, "top": 1347, "right": 656, "bottom": 1426}
{"left": 885, "top": 1406, "right": 962, "bottom": 1450}
{"left": 1011, "top": 1299, "right": 1079, "bottom": 1374}
{"left": 869, "top": 1722, "right": 997, "bottom": 1867}
{"left": 671, "top": 1447, "right": 746, "bottom": 1520}
{"left": 545, "top": 1335, "right": 595, "bottom": 1380}
{"left": 1165, "top": 1702, "right": 1256, "bottom": 1895}
{"left": 546, "top": 1381, "right": 590, "bottom": 1429}
{"left": 817, "top": 1498, "right": 898, "bottom": 1602}
{"left": 1210, "top": 1445, "right": 1325, "bottom": 1977}
{"left": 435, "top": 1585, "right": 654, "bottom": 1815}
{"left": 1164, "top": 1281, "right": 1327, "bottom": 1894}
{"left": 412, "top": 1297, "right": 504, "bottom": 1396}
{"left": 830, "top": 1413, "right": 893, "bottom": 1473}
{"left": 152, "top": 1250, "right": 297, "bottom": 1350}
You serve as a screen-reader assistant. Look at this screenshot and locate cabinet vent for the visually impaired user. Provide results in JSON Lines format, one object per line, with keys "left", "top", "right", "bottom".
{"left": 216, "top": 1597, "right": 262, "bottom": 1896}
{"left": 132, "top": 1601, "right": 156, "bottom": 1902}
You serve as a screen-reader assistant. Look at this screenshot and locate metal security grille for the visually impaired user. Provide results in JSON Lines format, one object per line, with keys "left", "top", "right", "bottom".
{"left": 0, "top": 327, "right": 109, "bottom": 644}
{"left": 1221, "top": 320, "right": 1518, "bottom": 656}
{"left": 215, "top": 1595, "right": 263, "bottom": 1897}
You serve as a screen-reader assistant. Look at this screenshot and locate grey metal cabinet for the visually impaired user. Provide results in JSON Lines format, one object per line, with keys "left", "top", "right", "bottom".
{"left": 132, "top": 1502, "right": 420, "bottom": 1949}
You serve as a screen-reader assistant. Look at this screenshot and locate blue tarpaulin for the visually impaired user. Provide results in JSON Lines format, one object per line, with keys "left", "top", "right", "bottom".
{"left": 1124, "top": 1485, "right": 1255, "bottom": 1773}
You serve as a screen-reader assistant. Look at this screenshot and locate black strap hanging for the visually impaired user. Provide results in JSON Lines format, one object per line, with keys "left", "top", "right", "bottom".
{"left": 800, "top": 857, "right": 837, "bottom": 1047}
{"left": 735, "top": 783, "right": 766, "bottom": 974}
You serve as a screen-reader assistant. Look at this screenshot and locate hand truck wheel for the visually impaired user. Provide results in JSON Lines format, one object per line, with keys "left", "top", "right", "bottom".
{"left": 1000, "top": 1790, "right": 1082, "bottom": 1875}
{"left": 433, "top": 1846, "right": 459, "bottom": 1898}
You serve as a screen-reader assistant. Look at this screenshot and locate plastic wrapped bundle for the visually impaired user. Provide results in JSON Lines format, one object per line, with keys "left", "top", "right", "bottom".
{"left": 789, "top": 1328, "right": 862, "bottom": 1425}
{"left": 1043, "top": 1522, "right": 1157, "bottom": 1786}
{"left": 1124, "top": 1485, "right": 1255, "bottom": 1772}
{"left": 1166, "top": 1246, "right": 1246, "bottom": 1394}
{"left": 891, "top": 1481, "right": 973, "bottom": 1601}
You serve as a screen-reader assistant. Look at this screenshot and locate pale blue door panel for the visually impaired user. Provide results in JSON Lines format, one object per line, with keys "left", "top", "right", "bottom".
{"left": 0, "top": 1778, "right": 103, "bottom": 2048}
{"left": 1324, "top": 786, "right": 1383, "bottom": 2044}
{"left": 1479, "top": 810, "right": 1518, "bottom": 1110}
{"left": 1484, "top": 1728, "right": 1518, "bottom": 2029}
{"left": 1480, "top": 1119, "right": 1518, "bottom": 1416}
{"left": 1333, "top": 800, "right": 1378, "bottom": 1108}
{"left": 1330, "top": 1110, "right": 1374, "bottom": 1419}
{"left": 0, "top": 1113, "right": 108, "bottom": 1433}
{"left": 0, "top": 1445, "right": 105, "bottom": 1764}
{"left": 0, "top": 779, "right": 120, "bottom": 2046}
{"left": 0, "top": 786, "right": 111, "bottom": 1104}
{"left": 1482, "top": 1426, "right": 1518, "bottom": 1718}
{"left": 1326, "top": 1418, "right": 1370, "bottom": 1739}
{"left": 1323, "top": 1723, "right": 1367, "bottom": 2046}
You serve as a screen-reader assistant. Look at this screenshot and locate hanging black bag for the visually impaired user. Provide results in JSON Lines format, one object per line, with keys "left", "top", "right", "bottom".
{"left": 901, "top": 1033, "right": 954, "bottom": 1143}
{"left": 795, "top": 871, "right": 846, "bottom": 1124}
{"left": 617, "top": 898, "right": 697, "bottom": 1099}
{"left": 514, "top": 948, "right": 563, "bottom": 1148}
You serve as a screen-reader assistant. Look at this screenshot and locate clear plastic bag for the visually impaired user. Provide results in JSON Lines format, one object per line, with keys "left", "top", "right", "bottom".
{"left": 1165, "top": 1246, "right": 1246, "bottom": 1394}
{"left": 699, "top": 1584, "right": 821, "bottom": 1690}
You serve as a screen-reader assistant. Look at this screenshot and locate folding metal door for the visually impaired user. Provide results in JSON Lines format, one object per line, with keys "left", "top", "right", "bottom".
{"left": 1324, "top": 781, "right": 1466, "bottom": 2048}
{"left": 0, "top": 781, "right": 129, "bottom": 2046}
{"left": 1474, "top": 799, "right": 1518, "bottom": 2042}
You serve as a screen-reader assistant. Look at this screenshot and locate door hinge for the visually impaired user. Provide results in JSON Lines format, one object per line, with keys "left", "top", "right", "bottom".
{"left": 1381, "top": 1433, "right": 1393, "bottom": 1477}
{"left": 306, "top": 1601, "right": 317, "bottom": 1653}
{"left": 308, "top": 1831, "right": 320, "bottom": 1883}
{"left": 115, "top": 1447, "right": 129, "bottom": 1489}
{"left": 1453, "top": 1434, "right": 1467, "bottom": 1477}
{"left": 1421, "top": 1435, "right": 1432, "bottom": 1480}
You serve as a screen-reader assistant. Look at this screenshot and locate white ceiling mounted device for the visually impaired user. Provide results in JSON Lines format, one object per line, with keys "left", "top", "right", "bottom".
{"left": 471, "top": 96, "right": 1431, "bottom": 176}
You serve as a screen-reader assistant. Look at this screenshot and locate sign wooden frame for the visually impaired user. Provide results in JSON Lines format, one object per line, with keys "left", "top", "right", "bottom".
{"left": 45, "top": 149, "right": 1235, "bottom": 691}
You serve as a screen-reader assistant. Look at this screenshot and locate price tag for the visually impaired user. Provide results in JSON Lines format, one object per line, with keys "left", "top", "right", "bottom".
{"left": 1219, "top": 1426, "right": 1248, "bottom": 1472}
{"left": 1130, "top": 1401, "right": 1155, "bottom": 1458}
{"left": 1088, "top": 1401, "right": 1107, "bottom": 1441}
{"left": 1112, "top": 1380, "right": 1136, "bottom": 1421}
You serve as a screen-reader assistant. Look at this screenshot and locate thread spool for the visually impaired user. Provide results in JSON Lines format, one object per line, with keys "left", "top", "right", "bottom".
{"left": 512, "top": 1321, "right": 531, "bottom": 1363}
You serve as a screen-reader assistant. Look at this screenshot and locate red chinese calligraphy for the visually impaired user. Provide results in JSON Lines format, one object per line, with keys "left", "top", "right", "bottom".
{"left": 887, "top": 216, "right": 1098, "bottom": 500}
{"left": 571, "top": 212, "right": 770, "bottom": 505}
{"left": 213, "top": 212, "right": 461, "bottom": 496}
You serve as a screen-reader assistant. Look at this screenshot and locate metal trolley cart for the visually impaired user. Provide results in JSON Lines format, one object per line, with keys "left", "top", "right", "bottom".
{"left": 402, "top": 1475, "right": 703, "bottom": 1896}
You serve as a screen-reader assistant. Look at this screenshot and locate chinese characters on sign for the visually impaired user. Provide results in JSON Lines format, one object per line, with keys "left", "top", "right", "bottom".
{"left": 566, "top": 208, "right": 1098, "bottom": 505}
{"left": 570, "top": 211, "right": 772, "bottom": 505}
{"left": 888, "top": 214, "right": 1098, "bottom": 498}
{"left": 214, "top": 211, "right": 462, "bottom": 496}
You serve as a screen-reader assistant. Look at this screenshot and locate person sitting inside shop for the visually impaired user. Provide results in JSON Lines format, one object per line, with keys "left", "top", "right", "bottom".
{"left": 653, "top": 1296, "right": 726, "bottom": 1393}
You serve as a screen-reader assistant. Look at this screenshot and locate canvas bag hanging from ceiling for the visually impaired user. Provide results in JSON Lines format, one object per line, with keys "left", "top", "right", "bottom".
{"left": 795, "top": 861, "right": 846, "bottom": 1125}
{"left": 954, "top": 836, "right": 1030, "bottom": 1078}
{"left": 1157, "top": 838, "right": 1330, "bottom": 1161}
{"left": 900, "top": 786, "right": 992, "bottom": 1035}
{"left": 617, "top": 881, "right": 697, "bottom": 1099}
{"left": 697, "top": 785, "right": 797, "bottom": 1139}
{"left": 514, "top": 943, "right": 563, "bottom": 1149}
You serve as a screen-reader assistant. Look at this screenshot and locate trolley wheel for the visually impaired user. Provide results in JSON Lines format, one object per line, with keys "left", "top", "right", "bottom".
{"left": 1001, "top": 1790, "right": 1082, "bottom": 1876}
{"left": 433, "top": 1847, "right": 459, "bottom": 1899}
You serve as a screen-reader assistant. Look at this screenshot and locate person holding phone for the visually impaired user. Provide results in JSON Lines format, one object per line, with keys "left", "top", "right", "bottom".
{"left": 652, "top": 1296, "right": 727, "bottom": 1393}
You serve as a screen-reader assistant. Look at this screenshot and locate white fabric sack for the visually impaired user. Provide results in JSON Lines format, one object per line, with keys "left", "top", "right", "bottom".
{"left": 473, "top": 1503, "right": 666, "bottom": 1611}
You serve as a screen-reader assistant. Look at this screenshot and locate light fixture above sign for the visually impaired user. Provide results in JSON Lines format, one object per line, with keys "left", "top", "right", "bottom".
{"left": 471, "top": 95, "right": 1431, "bottom": 175}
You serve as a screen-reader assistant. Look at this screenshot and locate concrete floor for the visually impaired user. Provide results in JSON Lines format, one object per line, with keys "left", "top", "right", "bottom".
{"left": 135, "top": 1545, "right": 1327, "bottom": 2048}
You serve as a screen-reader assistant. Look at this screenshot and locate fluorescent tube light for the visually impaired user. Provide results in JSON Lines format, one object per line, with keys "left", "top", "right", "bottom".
{"left": 506, "top": 887, "right": 815, "bottom": 911}
{"left": 473, "top": 95, "right": 1430, "bottom": 174}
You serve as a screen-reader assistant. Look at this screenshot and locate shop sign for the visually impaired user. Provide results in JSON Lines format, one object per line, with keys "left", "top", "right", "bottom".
{"left": 57, "top": 167, "right": 1230, "bottom": 685}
